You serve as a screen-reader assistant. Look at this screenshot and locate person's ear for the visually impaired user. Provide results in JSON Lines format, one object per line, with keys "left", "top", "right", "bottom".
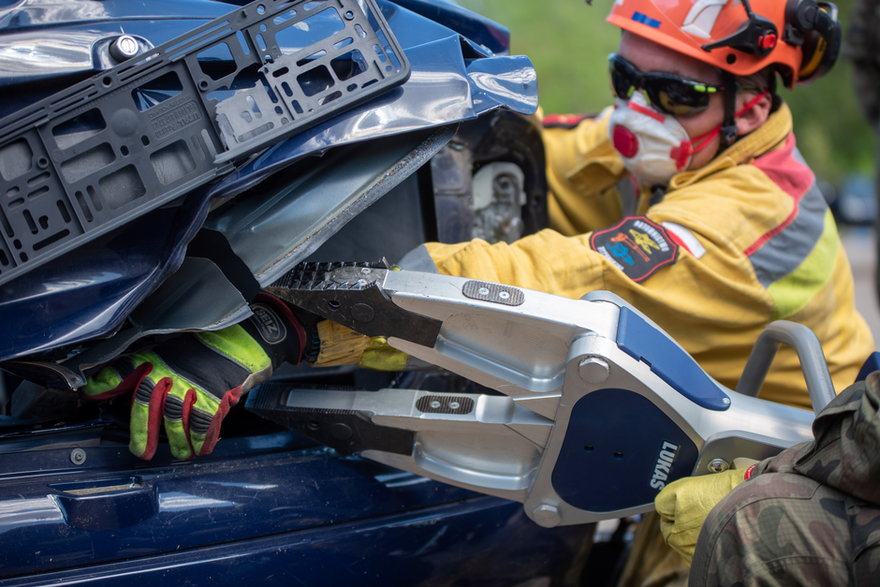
{"left": 735, "top": 91, "right": 772, "bottom": 136}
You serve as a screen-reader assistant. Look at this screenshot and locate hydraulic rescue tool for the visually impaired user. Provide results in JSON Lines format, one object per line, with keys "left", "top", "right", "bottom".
{"left": 249, "top": 261, "right": 833, "bottom": 528}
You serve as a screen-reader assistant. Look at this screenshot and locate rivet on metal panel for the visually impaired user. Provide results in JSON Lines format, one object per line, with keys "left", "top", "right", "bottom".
{"left": 69, "top": 448, "right": 87, "bottom": 466}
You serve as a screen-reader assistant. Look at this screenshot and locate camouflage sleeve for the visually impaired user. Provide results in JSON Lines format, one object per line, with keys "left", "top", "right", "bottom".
{"left": 688, "top": 468, "right": 878, "bottom": 585}
{"left": 689, "top": 372, "right": 880, "bottom": 584}
{"left": 754, "top": 370, "right": 880, "bottom": 505}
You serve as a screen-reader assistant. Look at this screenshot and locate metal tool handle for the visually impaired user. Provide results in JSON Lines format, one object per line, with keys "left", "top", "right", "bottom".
{"left": 260, "top": 269, "right": 820, "bottom": 526}
{"left": 735, "top": 320, "right": 835, "bottom": 412}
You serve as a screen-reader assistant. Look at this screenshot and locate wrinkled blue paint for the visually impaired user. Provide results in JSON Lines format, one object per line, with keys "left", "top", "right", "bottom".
{"left": 0, "top": 428, "right": 588, "bottom": 584}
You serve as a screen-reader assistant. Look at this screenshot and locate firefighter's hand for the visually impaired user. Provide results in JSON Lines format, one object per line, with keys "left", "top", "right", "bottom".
{"left": 314, "top": 320, "right": 409, "bottom": 371}
{"left": 82, "top": 294, "right": 310, "bottom": 460}
{"left": 654, "top": 467, "right": 752, "bottom": 564}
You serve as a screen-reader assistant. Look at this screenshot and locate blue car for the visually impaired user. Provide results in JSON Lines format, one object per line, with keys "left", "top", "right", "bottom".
{"left": 0, "top": 1, "right": 597, "bottom": 584}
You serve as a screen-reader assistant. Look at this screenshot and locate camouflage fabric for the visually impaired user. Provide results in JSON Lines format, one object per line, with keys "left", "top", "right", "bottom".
{"left": 690, "top": 371, "right": 880, "bottom": 585}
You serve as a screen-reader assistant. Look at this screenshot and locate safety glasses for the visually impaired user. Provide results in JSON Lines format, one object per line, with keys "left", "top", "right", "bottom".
{"left": 608, "top": 53, "right": 726, "bottom": 117}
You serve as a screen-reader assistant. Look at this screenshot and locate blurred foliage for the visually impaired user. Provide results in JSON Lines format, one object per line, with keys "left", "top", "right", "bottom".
{"left": 457, "top": 0, "right": 875, "bottom": 185}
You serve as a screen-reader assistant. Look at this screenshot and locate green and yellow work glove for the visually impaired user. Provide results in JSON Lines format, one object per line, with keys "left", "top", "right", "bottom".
{"left": 654, "top": 461, "right": 758, "bottom": 565}
{"left": 82, "top": 294, "right": 311, "bottom": 460}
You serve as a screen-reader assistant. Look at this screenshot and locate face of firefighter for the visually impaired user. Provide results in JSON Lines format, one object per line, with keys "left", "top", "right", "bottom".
{"left": 612, "top": 32, "right": 771, "bottom": 186}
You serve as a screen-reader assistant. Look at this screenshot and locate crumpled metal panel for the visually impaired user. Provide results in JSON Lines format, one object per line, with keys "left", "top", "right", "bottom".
{"left": 387, "top": 0, "right": 512, "bottom": 55}
{"left": 0, "top": 0, "right": 234, "bottom": 113}
{"left": 50, "top": 127, "right": 453, "bottom": 385}
{"left": 0, "top": 193, "right": 210, "bottom": 363}
{"left": 0, "top": 426, "right": 589, "bottom": 584}
{"left": 209, "top": 128, "right": 455, "bottom": 287}
{"left": 0, "top": 0, "right": 537, "bottom": 364}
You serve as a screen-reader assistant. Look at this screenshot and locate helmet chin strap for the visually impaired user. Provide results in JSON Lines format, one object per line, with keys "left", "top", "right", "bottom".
{"left": 720, "top": 71, "right": 739, "bottom": 149}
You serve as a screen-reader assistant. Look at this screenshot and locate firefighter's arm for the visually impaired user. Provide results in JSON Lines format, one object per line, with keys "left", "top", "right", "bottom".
{"left": 540, "top": 106, "right": 629, "bottom": 234}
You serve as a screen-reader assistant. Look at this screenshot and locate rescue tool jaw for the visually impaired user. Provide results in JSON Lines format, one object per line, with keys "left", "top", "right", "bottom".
{"left": 253, "top": 264, "right": 818, "bottom": 527}
{"left": 267, "top": 261, "right": 443, "bottom": 348}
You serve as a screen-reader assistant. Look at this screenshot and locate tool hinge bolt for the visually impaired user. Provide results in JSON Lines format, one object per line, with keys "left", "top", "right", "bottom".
{"left": 578, "top": 357, "right": 610, "bottom": 384}
{"left": 531, "top": 503, "right": 561, "bottom": 528}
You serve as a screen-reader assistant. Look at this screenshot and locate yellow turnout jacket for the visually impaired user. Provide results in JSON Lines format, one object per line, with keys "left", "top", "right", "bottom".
{"left": 418, "top": 104, "right": 874, "bottom": 408}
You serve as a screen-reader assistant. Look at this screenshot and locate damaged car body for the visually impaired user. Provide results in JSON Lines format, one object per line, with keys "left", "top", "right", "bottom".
{"left": 0, "top": 0, "right": 593, "bottom": 585}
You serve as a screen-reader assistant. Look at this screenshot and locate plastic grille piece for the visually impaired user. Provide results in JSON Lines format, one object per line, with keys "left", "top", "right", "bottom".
{"left": 0, "top": 0, "right": 410, "bottom": 286}
{"left": 616, "top": 306, "right": 731, "bottom": 411}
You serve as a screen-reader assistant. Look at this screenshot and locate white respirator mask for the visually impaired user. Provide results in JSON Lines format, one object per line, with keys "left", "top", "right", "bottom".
{"left": 608, "top": 91, "right": 720, "bottom": 188}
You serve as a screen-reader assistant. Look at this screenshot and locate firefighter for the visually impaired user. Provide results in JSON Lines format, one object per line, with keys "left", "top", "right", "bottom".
{"left": 647, "top": 5, "right": 880, "bottom": 583}
{"left": 409, "top": 0, "right": 871, "bottom": 408}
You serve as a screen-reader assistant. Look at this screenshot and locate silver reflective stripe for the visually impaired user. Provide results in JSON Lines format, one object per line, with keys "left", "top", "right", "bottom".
{"left": 662, "top": 222, "right": 706, "bottom": 259}
{"left": 749, "top": 180, "right": 827, "bottom": 287}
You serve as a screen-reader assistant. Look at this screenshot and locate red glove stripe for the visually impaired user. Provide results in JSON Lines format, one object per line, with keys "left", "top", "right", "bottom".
{"left": 86, "top": 362, "right": 151, "bottom": 401}
{"left": 139, "top": 377, "right": 172, "bottom": 461}
{"left": 199, "top": 385, "right": 244, "bottom": 456}
{"left": 181, "top": 387, "right": 197, "bottom": 460}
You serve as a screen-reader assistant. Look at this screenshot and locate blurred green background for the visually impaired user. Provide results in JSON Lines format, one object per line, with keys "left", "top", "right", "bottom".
{"left": 457, "top": 0, "right": 875, "bottom": 187}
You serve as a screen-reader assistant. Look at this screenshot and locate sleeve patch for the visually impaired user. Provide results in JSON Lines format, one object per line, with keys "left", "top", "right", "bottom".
{"left": 590, "top": 217, "right": 679, "bottom": 282}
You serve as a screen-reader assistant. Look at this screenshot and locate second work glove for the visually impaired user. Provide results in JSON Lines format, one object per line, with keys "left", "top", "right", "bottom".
{"left": 654, "top": 463, "right": 756, "bottom": 565}
{"left": 82, "top": 294, "right": 311, "bottom": 460}
{"left": 312, "top": 320, "right": 409, "bottom": 371}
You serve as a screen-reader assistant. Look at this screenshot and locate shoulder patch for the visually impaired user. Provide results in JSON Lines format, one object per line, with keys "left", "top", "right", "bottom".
{"left": 590, "top": 217, "right": 679, "bottom": 282}
{"left": 542, "top": 113, "right": 593, "bottom": 129}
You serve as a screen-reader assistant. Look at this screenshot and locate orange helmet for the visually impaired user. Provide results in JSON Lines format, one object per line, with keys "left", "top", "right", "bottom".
{"left": 606, "top": 0, "right": 841, "bottom": 87}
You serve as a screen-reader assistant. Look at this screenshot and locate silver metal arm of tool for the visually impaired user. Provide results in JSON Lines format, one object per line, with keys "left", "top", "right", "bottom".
{"left": 257, "top": 263, "right": 820, "bottom": 527}
{"left": 735, "top": 320, "right": 836, "bottom": 411}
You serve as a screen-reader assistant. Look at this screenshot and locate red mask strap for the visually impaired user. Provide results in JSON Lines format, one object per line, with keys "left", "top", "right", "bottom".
{"left": 735, "top": 90, "right": 771, "bottom": 116}
{"left": 670, "top": 90, "right": 771, "bottom": 170}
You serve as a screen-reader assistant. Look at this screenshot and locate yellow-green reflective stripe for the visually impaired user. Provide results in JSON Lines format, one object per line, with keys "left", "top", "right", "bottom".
{"left": 196, "top": 324, "right": 271, "bottom": 373}
{"left": 768, "top": 212, "right": 839, "bottom": 319}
